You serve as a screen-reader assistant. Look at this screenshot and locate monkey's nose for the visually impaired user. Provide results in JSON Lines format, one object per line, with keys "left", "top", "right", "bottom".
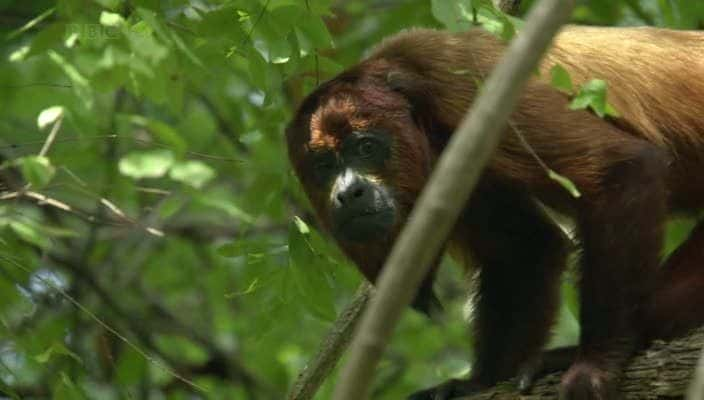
{"left": 336, "top": 181, "right": 368, "bottom": 206}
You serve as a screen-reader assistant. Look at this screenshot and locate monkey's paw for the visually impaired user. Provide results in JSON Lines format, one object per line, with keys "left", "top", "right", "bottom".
{"left": 407, "top": 378, "right": 486, "bottom": 400}
{"left": 559, "top": 362, "right": 619, "bottom": 400}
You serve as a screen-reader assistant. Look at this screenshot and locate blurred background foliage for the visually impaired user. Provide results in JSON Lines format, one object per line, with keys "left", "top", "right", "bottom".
{"left": 0, "top": 0, "right": 701, "bottom": 399}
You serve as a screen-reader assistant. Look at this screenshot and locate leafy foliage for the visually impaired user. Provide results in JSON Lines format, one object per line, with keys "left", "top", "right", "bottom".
{"left": 0, "top": 1, "right": 701, "bottom": 399}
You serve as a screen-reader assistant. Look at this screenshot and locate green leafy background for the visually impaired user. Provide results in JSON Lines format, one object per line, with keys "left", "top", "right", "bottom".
{"left": 0, "top": 0, "right": 701, "bottom": 399}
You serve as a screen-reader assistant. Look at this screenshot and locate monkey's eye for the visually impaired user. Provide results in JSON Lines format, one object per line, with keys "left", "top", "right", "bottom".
{"left": 357, "top": 138, "right": 377, "bottom": 158}
{"left": 311, "top": 153, "right": 337, "bottom": 173}
{"left": 314, "top": 159, "right": 334, "bottom": 170}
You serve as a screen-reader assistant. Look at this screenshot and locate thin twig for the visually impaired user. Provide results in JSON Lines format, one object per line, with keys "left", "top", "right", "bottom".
{"left": 38, "top": 114, "right": 63, "bottom": 157}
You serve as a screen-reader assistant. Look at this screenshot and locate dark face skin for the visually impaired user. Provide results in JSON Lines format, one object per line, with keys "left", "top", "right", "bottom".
{"left": 308, "top": 131, "right": 397, "bottom": 243}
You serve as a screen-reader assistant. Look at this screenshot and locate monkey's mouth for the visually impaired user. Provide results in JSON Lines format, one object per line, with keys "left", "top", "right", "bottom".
{"left": 334, "top": 208, "right": 395, "bottom": 242}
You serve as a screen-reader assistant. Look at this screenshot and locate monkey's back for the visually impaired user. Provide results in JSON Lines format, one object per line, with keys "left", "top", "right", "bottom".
{"left": 545, "top": 26, "right": 704, "bottom": 152}
{"left": 545, "top": 27, "right": 704, "bottom": 209}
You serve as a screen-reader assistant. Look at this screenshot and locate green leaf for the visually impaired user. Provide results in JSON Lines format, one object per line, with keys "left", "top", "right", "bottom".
{"left": 169, "top": 30, "right": 206, "bottom": 69}
{"left": 154, "top": 335, "right": 208, "bottom": 364}
{"left": 550, "top": 64, "right": 573, "bottom": 94}
{"left": 114, "top": 348, "right": 148, "bottom": 385}
{"left": 35, "top": 342, "right": 83, "bottom": 364}
{"left": 569, "top": 79, "right": 620, "bottom": 118}
{"left": 37, "top": 106, "right": 64, "bottom": 130}
{"left": 0, "top": 376, "right": 21, "bottom": 400}
{"left": 19, "top": 156, "right": 55, "bottom": 188}
{"left": 225, "top": 278, "right": 260, "bottom": 298}
{"left": 8, "top": 45, "right": 30, "bottom": 62}
{"left": 432, "top": 0, "right": 472, "bottom": 31}
{"left": 125, "top": 25, "right": 169, "bottom": 64}
{"left": 99, "top": 11, "right": 126, "bottom": 27}
{"left": 48, "top": 51, "right": 93, "bottom": 109}
{"left": 168, "top": 160, "right": 215, "bottom": 188}
{"left": 9, "top": 220, "right": 50, "bottom": 248}
{"left": 663, "top": 217, "right": 697, "bottom": 258}
{"left": 252, "top": 17, "right": 292, "bottom": 64}
{"left": 93, "top": 0, "right": 123, "bottom": 9}
{"left": 118, "top": 149, "right": 174, "bottom": 179}
{"left": 52, "top": 373, "right": 87, "bottom": 400}
{"left": 548, "top": 170, "right": 581, "bottom": 198}
{"left": 127, "top": 115, "right": 186, "bottom": 155}
{"left": 303, "top": 0, "right": 334, "bottom": 14}
{"left": 293, "top": 215, "right": 310, "bottom": 234}
{"left": 294, "top": 13, "right": 333, "bottom": 56}
{"left": 287, "top": 217, "right": 336, "bottom": 321}
{"left": 197, "top": 193, "right": 255, "bottom": 224}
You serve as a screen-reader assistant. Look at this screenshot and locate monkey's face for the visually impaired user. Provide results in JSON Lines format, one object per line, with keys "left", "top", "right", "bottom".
{"left": 286, "top": 73, "right": 441, "bottom": 315}
{"left": 310, "top": 130, "right": 397, "bottom": 243}
{"left": 287, "top": 81, "right": 433, "bottom": 281}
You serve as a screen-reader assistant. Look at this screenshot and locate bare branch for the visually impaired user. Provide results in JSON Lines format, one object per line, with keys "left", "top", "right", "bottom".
{"left": 688, "top": 343, "right": 704, "bottom": 400}
{"left": 459, "top": 327, "right": 704, "bottom": 400}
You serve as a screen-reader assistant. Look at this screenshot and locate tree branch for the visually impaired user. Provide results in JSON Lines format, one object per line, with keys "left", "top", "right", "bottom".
{"left": 458, "top": 327, "right": 704, "bottom": 400}
{"left": 288, "top": 284, "right": 374, "bottom": 400}
{"left": 688, "top": 340, "right": 704, "bottom": 399}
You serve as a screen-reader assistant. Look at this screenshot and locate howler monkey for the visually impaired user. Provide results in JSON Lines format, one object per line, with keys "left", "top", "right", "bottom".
{"left": 286, "top": 26, "right": 704, "bottom": 400}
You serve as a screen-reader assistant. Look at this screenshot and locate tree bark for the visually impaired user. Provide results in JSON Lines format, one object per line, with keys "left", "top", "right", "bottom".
{"left": 458, "top": 327, "right": 704, "bottom": 400}
{"left": 288, "top": 284, "right": 374, "bottom": 400}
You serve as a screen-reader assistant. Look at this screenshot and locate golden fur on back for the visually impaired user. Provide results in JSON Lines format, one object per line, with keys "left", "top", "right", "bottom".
{"left": 544, "top": 26, "right": 704, "bottom": 149}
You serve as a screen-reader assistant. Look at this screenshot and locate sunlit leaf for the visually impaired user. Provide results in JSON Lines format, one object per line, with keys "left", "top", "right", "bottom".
{"left": 168, "top": 160, "right": 215, "bottom": 188}
{"left": 118, "top": 149, "right": 174, "bottom": 179}
{"left": 37, "top": 106, "right": 64, "bottom": 130}
{"left": 99, "top": 11, "right": 126, "bottom": 27}
{"left": 569, "top": 79, "right": 620, "bottom": 118}
{"left": 550, "top": 64, "right": 574, "bottom": 94}
{"left": 19, "top": 156, "right": 55, "bottom": 188}
{"left": 35, "top": 342, "right": 83, "bottom": 364}
{"left": 47, "top": 50, "right": 93, "bottom": 109}
{"left": 9, "top": 220, "right": 51, "bottom": 248}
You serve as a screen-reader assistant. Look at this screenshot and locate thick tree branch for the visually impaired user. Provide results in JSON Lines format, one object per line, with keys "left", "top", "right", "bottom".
{"left": 688, "top": 340, "right": 704, "bottom": 399}
{"left": 332, "top": 1, "right": 575, "bottom": 399}
{"left": 458, "top": 327, "right": 704, "bottom": 400}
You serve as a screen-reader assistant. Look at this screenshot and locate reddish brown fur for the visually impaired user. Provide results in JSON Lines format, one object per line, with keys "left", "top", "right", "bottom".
{"left": 287, "top": 26, "right": 704, "bottom": 400}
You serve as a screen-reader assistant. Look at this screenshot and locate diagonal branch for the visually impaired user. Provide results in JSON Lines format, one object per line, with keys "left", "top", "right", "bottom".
{"left": 459, "top": 327, "right": 704, "bottom": 400}
{"left": 288, "top": 284, "right": 374, "bottom": 400}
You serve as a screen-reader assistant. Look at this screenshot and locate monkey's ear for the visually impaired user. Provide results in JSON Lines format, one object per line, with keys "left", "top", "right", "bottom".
{"left": 386, "top": 70, "right": 432, "bottom": 105}
{"left": 386, "top": 70, "right": 446, "bottom": 137}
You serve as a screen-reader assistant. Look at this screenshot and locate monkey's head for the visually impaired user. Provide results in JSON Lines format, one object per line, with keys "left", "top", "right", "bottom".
{"left": 287, "top": 63, "right": 442, "bottom": 314}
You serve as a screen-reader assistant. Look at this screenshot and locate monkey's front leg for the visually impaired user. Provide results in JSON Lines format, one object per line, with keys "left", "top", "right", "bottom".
{"left": 409, "top": 189, "right": 568, "bottom": 400}
{"left": 560, "top": 145, "right": 668, "bottom": 400}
